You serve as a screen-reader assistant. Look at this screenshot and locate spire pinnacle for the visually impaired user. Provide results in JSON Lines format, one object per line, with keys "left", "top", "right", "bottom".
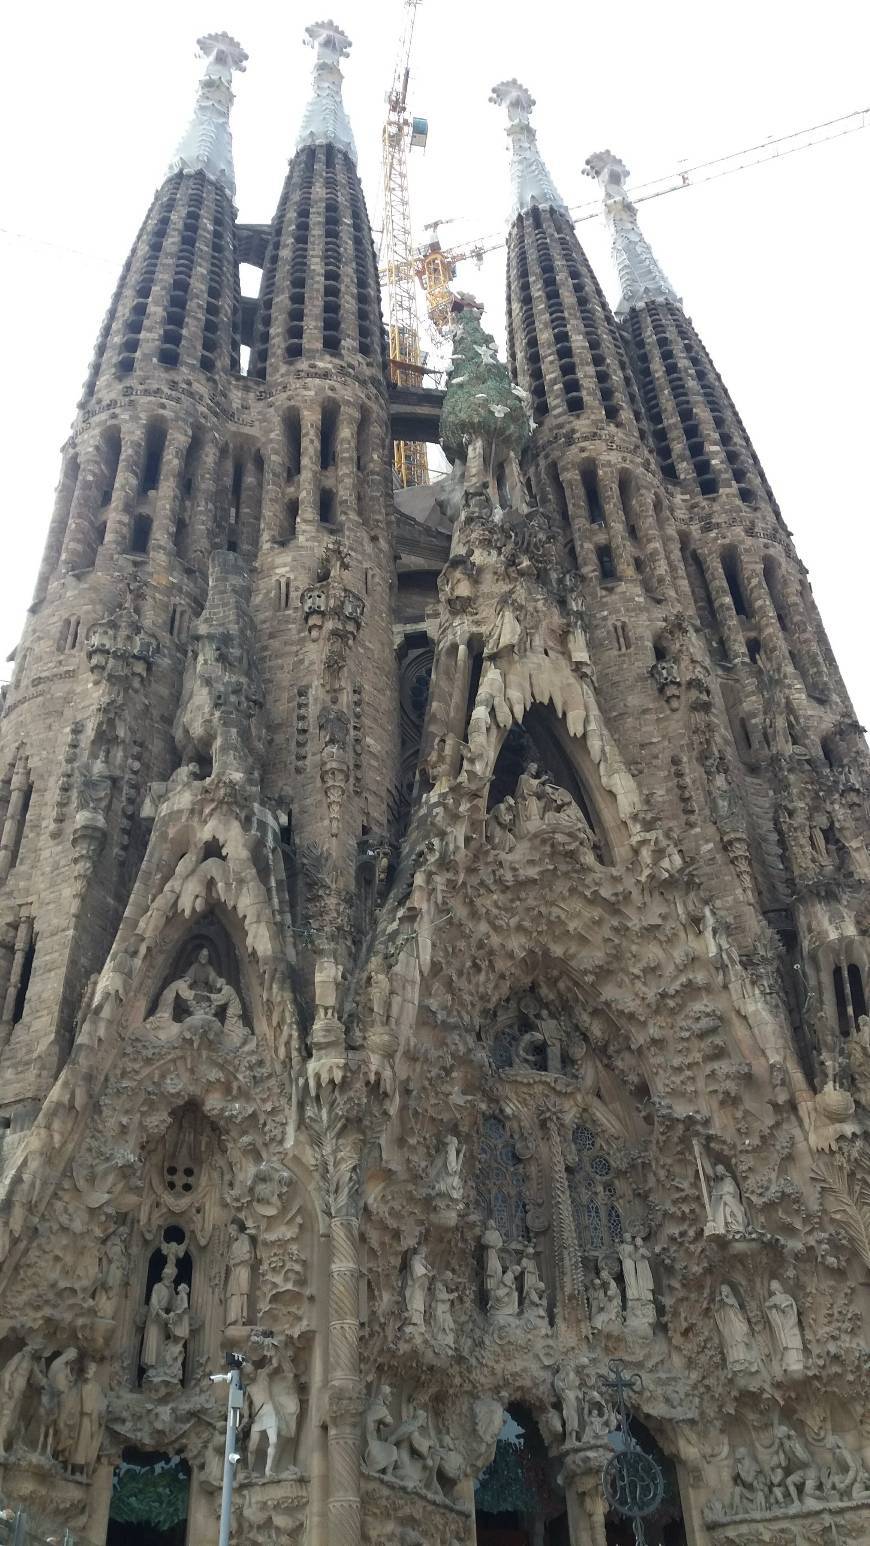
{"left": 490, "top": 80, "right": 567, "bottom": 220}
{"left": 167, "top": 33, "right": 247, "bottom": 200}
{"left": 296, "top": 20, "right": 357, "bottom": 165}
{"left": 584, "top": 150, "right": 681, "bottom": 314}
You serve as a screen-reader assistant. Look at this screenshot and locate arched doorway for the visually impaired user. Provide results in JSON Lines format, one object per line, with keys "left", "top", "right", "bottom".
{"left": 474, "top": 1406, "right": 569, "bottom": 1546}
{"left": 605, "top": 1421, "right": 687, "bottom": 1545}
{"left": 107, "top": 1448, "right": 189, "bottom": 1546}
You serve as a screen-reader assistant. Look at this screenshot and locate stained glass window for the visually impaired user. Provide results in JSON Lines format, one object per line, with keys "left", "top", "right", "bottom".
{"left": 477, "top": 1115, "right": 528, "bottom": 1243}
{"left": 570, "top": 1124, "right": 624, "bottom": 1257}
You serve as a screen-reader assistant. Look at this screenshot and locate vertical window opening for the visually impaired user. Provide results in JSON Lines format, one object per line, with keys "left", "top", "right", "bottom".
{"left": 9, "top": 783, "right": 33, "bottom": 871}
{"left": 596, "top": 544, "right": 616, "bottom": 581}
{"left": 618, "top": 470, "right": 635, "bottom": 526}
{"left": 319, "top": 488, "right": 336, "bottom": 526}
{"left": 581, "top": 463, "right": 605, "bottom": 525}
{"left": 139, "top": 422, "right": 167, "bottom": 496}
{"left": 276, "top": 577, "right": 291, "bottom": 610}
{"left": 100, "top": 431, "right": 122, "bottom": 507}
{"left": 833, "top": 966, "right": 850, "bottom": 1037}
{"left": 130, "top": 513, "right": 152, "bottom": 555}
{"left": 320, "top": 400, "right": 339, "bottom": 470}
{"left": 721, "top": 547, "right": 749, "bottom": 618}
{"left": 848, "top": 964, "right": 867, "bottom": 1023}
{"left": 746, "top": 636, "right": 762, "bottom": 664}
{"left": 12, "top": 931, "right": 36, "bottom": 1025}
{"left": 231, "top": 457, "right": 244, "bottom": 522}
{"left": 286, "top": 408, "right": 302, "bottom": 479}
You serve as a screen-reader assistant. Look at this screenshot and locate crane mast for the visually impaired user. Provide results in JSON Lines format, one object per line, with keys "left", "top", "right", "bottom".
{"left": 382, "top": 0, "right": 429, "bottom": 487}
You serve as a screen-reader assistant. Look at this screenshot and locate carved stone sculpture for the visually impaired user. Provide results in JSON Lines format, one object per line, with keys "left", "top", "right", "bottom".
{"left": 430, "top": 1134, "right": 464, "bottom": 1202}
{"left": 619, "top": 1236, "right": 656, "bottom": 1329}
{"left": 69, "top": 1359, "right": 106, "bottom": 1476}
{"left": 707, "top": 1163, "right": 751, "bottom": 1238}
{"left": 430, "top": 1279, "right": 456, "bottom": 1352}
{"left": 246, "top": 1349, "right": 301, "bottom": 1478}
{"left": 0, "top": 1345, "right": 39, "bottom": 1456}
{"left": 46, "top": 1347, "right": 81, "bottom": 1466}
{"left": 554, "top": 1363, "right": 582, "bottom": 1447}
{"left": 589, "top": 1265, "right": 622, "bottom": 1331}
{"left": 519, "top": 1241, "right": 549, "bottom": 1328}
{"left": 714, "top": 1283, "right": 760, "bottom": 1375}
{"left": 404, "top": 1242, "right": 433, "bottom": 1332}
{"left": 225, "top": 1221, "right": 255, "bottom": 1327}
{"left": 364, "top": 1385, "right": 399, "bottom": 1477}
{"left": 157, "top": 948, "right": 244, "bottom": 1036}
{"left": 93, "top": 1224, "right": 128, "bottom": 1319}
{"left": 764, "top": 1279, "right": 804, "bottom": 1376}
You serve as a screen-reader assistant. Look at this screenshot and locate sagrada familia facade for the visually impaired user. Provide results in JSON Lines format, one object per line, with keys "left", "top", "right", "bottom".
{"left": 0, "top": 21, "right": 868, "bottom": 1546}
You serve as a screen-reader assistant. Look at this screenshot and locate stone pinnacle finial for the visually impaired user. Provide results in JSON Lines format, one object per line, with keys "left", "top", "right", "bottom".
{"left": 167, "top": 33, "right": 248, "bottom": 201}
{"left": 584, "top": 149, "right": 681, "bottom": 314}
{"left": 490, "top": 80, "right": 567, "bottom": 220}
{"left": 296, "top": 18, "right": 357, "bottom": 164}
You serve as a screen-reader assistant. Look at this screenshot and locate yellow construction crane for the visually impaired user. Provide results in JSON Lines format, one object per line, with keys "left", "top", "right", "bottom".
{"left": 415, "top": 220, "right": 487, "bottom": 334}
{"left": 381, "top": 0, "right": 429, "bottom": 487}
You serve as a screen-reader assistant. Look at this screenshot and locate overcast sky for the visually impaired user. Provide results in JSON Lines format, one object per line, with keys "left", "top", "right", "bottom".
{"left": 2, "top": 1, "right": 868, "bottom": 725}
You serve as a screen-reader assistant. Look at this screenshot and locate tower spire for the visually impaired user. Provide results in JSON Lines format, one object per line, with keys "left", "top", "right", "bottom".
{"left": 296, "top": 19, "right": 357, "bottom": 165}
{"left": 584, "top": 149, "right": 680, "bottom": 314}
{"left": 167, "top": 32, "right": 248, "bottom": 200}
{"left": 490, "top": 79, "right": 567, "bottom": 219}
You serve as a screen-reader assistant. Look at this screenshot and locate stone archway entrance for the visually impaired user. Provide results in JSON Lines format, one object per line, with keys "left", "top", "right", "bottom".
{"left": 106, "top": 1449, "right": 189, "bottom": 1546}
{"left": 474, "top": 1406, "right": 570, "bottom": 1546}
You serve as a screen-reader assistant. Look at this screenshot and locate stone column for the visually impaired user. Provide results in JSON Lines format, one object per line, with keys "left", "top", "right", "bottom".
{"left": 259, "top": 443, "right": 287, "bottom": 546}
{"left": 60, "top": 443, "right": 108, "bottom": 571}
{"left": 560, "top": 1448, "right": 611, "bottom": 1545}
{"left": 336, "top": 401, "right": 360, "bottom": 529}
{"left": 445, "top": 641, "right": 471, "bottom": 779}
{"left": 85, "top": 1459, "right": 115, "bottom": 1546}
{"left": 103, "top": 428, "right": 145, "bottom": 555}
{"left": 151, "top": 427, "right": 189, "bottom": 555}
{"left": 633, "top": 486, "right": 673, "bottom": 601}
{"left": 190, "top": 435, "right": 221, "bottom": 574}
{"left": 327, "top": 1119, "right": 363, "bottom": 1546}
{"left": 33, "top": 451, "right": 81, "bottom": 600}
{"left": 597, "top": 467, "right": 634, "bottom": 580}
{"left": 559, "top": 470, "right": 600, "bottom": 583}
{"left": 0, "top": 755, "right": 30, "bottom": 884}
{"left": 0, "top": 915, "right": 34, "bottom": 1051}
{"left": 298, "top": 404, "right": 322, "bottom": 528}
{"left": 237, "top": 452, "right": 264, "bottom": 561}
{"left": 698, "top": 548, "right": 745, "bottom": 664}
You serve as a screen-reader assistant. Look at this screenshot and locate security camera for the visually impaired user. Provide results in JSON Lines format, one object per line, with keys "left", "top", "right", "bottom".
{"left": 229, "top": 1452, "right": 241, "bottom": 1465}
{"left": 209, "top": 1372, "right": 232, "bottom": 1384}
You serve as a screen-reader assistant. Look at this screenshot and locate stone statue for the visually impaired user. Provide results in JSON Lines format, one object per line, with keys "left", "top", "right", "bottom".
{"left": 70, "top": 1359, "right": 106, "bottom": 1476}
{"left": 470, "top": 1395, "right": 508, "bottom": 1472}
{"left": 364, "top": 1385, "right": 399, "bottom": 1477}
{"left": 162, "top": 1284, "right": 190, "bottom": 1384}
{"left": 430, "top": 1135, "right": 465, "bottom": 1202}
{"left": 481, "top": 1219, "right": 506, "bottom": 1306}
{"left": 225, "top": 1221, "right": 254, "bottom": 1327}
{"left": 393, "top": 1403, "right": 437, "bottom": 1491}
{"left": 827, "top": 1436, "right": 870, "bottom": 1500}
{"left": 714, "top": 1284, "right": 759, "bottom": 1375}
{"left": 764, "top": 1280, "right": 804, "bottom": 1376}
{"left": 773, "top": 1423, "right": 822, "bottom": 1507}
{"left": 0, "top": 1345, "right": 39, "bottom": 1456}
{"left": 708, "top": 1164, "right": 750, "bottom": 1237}
{"left": 246, "top": 1350, "right": 300, "bottom": 1478}
{"left": 141, "top": 1264, "right": 176, "bottom": 1374}
{"left": 730, "top": 1446, "right": 767, "bottom": 1514}
{"left": 486, "top": 797, "right": 516, "bottom": 853}
{"left": 618, "top": 1237, "right": 656, "bottom": 1326}
{"left": 519, "top": 1242, "right": 548, "bottom": 1328}
{"left": 93, "top": 1225, "right": 128, "bottom": 1319}
{"left": 589, "top": 1266, "right": 622, "bottom": 1331}
{"left": 46, "top": 1348, "right": 81, "bottom": 1466}
{"left": 430, "top": 1279, "right": 456, "bottom": 1352}
{"left": 489, "top": 1263, "right": 520, "bottom": 1322}
{"left": 404, "top": 1243, "right": 433, "bottom": 1332}
{"left": 313, "top": 954, "right": 342, "bottom": 1022}
{"left": 515, "top": 764, "right": 547, "bottom": 834}
{"left": 157, "top": 947, "right": 244, "bottom": 1036}
{"left": 554, "top": 1363, "right": 582, "bottom": 1447}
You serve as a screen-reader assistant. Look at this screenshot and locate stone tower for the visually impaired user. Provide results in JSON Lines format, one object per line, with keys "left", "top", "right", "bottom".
{"left": 0, "top": 30, "right": 869, "bottom": 1546}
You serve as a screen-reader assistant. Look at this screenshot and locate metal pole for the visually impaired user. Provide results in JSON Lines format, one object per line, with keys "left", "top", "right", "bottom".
{"left": 217, "top": 1365, "right": 245, "bottom": 1546}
